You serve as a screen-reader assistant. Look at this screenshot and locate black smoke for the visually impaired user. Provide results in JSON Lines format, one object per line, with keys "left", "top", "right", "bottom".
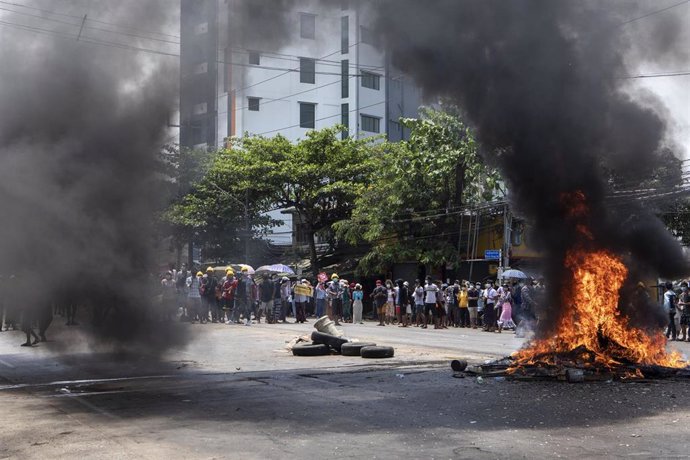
{"left": 0, "top": 1, "right": 186, "bottom": 352}
{"left": 371, "top": 0, "right": 689, "bottom": 335}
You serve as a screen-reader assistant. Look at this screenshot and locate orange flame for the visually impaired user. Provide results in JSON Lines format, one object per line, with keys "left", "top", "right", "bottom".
{"left": 514, "top": 191, "right": 685, "bottom": 371}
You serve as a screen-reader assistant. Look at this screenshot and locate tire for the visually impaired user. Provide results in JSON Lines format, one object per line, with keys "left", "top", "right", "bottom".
{"left": 341, "top": 342, "right": 377, "bottom": 356}
{"left": 450, "top": 359, "right": 468, "bottom": 372}
{"left": 360, "top": 345, "right": 395, "bottom": 359}
{"left": 292, "top": 343, "right": 330, "bottom": 356}
{"left": 311, "top": 331, "right": 349, "bottom": 353}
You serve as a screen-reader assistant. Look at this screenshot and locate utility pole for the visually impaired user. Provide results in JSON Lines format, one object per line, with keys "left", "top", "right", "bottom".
{"left": 244, "top": 189, "right": 250, "bottom": 263}
{"left": 209, "top": 181, "right": 251, "bottom": 263}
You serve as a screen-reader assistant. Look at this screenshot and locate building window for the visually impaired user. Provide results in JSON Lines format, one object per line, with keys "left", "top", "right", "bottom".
{"left": 341, "top": 60, "right": 349, "bottom": 98}
{"left": 361, "top": 71, "right": 380, "bottom": 90}
{"left": 361, "top": 114, "right": 380, "bottom": 133}
{"left": 248, "top": 51, "right": 260, "bottom": 65}
{"left": 360, "top": 26, "right": 378, "bottom": 46}
{"left": 300, "top": 13, "right": 315, "bottom": 39}
{"left": 341, "top": 16, "right": 349, "bottom": 54}
{"left": 300, "top": 57, "right": 315, "bottom": 84}
{"left": 341, "top": 103, "right": 349, "bottom": 139}
{"left": 300, "top": 102, "right": 316, "bottom": 129}
{"left": 247, "top": 97, "right": 260, "bottom": 112}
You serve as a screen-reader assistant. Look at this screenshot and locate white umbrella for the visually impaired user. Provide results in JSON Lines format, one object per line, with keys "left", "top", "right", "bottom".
{"left": 256, "top": 264, "right": 295, "bottom": 275}
{"left": 502, "top": 269, "right": 528, "bottom": 279}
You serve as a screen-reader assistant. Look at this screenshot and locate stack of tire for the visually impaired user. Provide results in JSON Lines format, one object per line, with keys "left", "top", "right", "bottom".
{"left": 291, "top": 331, "right": 394, "bottom": 359}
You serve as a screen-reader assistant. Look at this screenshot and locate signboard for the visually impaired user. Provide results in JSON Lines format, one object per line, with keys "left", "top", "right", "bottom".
{"left": 484, "top": 249, "right": 501, "bottom": 260}
{"left": 294, "top": 284, "right": 314, "bottom": 297}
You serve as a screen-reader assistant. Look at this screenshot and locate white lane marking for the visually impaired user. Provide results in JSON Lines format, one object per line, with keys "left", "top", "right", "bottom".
{"left": 0, "top": 358, "right": 15, "bottom": 368}
{"left": 0, "top": 374, "right": 176, "bottom": 391}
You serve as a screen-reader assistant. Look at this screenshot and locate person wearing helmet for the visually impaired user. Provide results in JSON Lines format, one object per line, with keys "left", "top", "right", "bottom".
{"left": 327, "top": 274, "right": 343, "bottom": 325}
{"left": 222, "top": 269, "right": 238, "bottom": 324}
{"left": 235, "top": 267, "right": 254, "bottom": 325}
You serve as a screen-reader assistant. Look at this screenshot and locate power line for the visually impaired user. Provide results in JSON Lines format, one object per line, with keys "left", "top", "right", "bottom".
{"left": 252, "top": 99, "right": 386, "bottom": 137}
{"left": 0, "top": 5, "right": 385, "bottom": 74}
{"left": 625, "top": 71, "right": 690, "bottom": 79}
{"left": 0, "top": 0, "right": 180, "bottom": 38}
{"left": 0, "top": 17, "right": 372, "bottom": 77}
{"left": 0, "top": 4, "right": 180, "bottom": 45}
{"left": 618, "top": 0, "right": 690, "bottom": 26}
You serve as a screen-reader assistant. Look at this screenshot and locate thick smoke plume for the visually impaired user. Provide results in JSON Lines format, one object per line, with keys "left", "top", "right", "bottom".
{"left": 371, "top": 0, "right": 689, "bottom": 334}
{"left": 0, "top": 1, "right": 184, "bottom": 352}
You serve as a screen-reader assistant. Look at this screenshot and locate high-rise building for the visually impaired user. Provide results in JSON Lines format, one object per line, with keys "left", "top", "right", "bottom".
{"left": 180, "top": 0, "right": 422, "bottom": 149}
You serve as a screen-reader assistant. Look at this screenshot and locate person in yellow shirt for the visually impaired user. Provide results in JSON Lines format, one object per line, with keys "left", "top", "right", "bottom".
{"left": 458, "top": 283, "right": 470, "bottom": 327}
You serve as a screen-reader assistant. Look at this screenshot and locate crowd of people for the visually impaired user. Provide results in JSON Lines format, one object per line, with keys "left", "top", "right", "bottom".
{"left": 160, "top": 265, "right": 545, "bottom": 334}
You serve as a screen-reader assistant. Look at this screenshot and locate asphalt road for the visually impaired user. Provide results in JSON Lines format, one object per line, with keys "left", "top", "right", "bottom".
{"left": 2, "top": 319, "right": 690, "bottom": 459}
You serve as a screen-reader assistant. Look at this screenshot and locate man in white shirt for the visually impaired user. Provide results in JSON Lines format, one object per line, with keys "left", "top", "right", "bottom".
{"left": 423, "top": 276, "right": 440, "bottom": 329}
{"left": 484, "top": 282, "right": 498, "bottom": 332}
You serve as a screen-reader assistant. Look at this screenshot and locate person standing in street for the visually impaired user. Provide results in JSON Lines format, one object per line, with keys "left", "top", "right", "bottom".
{"left": 187, "top": 271, "right": 203, "bottom": 323}
{"left": 467, "top": 283, "right": 479, "bottom": 328}
{"left": 678, "top": 281, "right": 690, "bottom": 341}
{"left": 280, "top": 277, "right": 291, "bottom": 323}
{"left": 413, "top": 280, "right": 424, "bottom": 327}
{"left": 371, "top": 280, "right": 387, "bottom": 326}
{"left": 294, "top": 279, "right": 309, "bottom": 324}
{"left": 664, "top": 281, "right": 678, "bottom": 341}
{"left": 161, "top": 272, "right": 177, "bottom": 321}
{"left": 315, "top": 281, "right": 327, "bottom": 318}
{"left": 352, "top": 284, "right": 364, "bottom": 324}
{"left": 222, "top": 269, "right": 237, "bottom": 324}
{"left": 423, "top": 277, "right": 440, "bottom": 329}
{"left": 458, "top": 283, "right": 470, "bottom": 327}
{"left": 235, "top": 268, "right": 254, "bottom": 325}
{"left": 484, "top": 282, "right": 498, "bottom": 332}
{"left": 396, "top": 279, "right": 410, "bottom": 327}
{"left": 327, "top": 274, "right": 344, "bottom": 325}
{"left": 258, "top": 273, "right": 275, "bottom": 324}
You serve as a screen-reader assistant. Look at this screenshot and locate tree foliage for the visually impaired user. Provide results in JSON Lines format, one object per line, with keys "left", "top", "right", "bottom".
{"left": 334, "top": 105, "right": 503, "bottom": 274}
{"left": 164, "top": 127, "right": 377, "bottom": 270}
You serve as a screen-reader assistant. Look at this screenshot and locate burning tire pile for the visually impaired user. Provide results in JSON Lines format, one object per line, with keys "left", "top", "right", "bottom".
{"left": 291, "top": 316, "right": 395, "bottom": 359}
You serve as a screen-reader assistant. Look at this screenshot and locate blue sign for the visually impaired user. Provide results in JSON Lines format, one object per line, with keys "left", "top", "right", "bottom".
{"left": 484, "top": 249, "right": 501, "bottom": 260}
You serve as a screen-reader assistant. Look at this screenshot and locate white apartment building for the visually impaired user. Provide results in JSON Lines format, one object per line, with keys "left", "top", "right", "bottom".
{"left": 180, "top": 0, "right": 421, "bottom": 149}
{"left": 180, "top": 0, "right": 422, "bottom": 247}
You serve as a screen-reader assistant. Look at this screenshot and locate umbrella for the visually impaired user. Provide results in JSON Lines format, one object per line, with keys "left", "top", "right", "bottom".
{"left": 502, "top": 269, "right": 528, "bottom": 279}
{"left": 230, "top": 264, "right": 255, "bottom": 274}
{"left": 256, "top": 264, "right": 295, "bottom": 275}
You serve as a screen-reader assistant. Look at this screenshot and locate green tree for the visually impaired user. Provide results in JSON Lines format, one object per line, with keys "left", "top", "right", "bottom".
{"left": 229, "top": 126, "right": 376, "bottom": 272}
{"left": 165, "top": 126, "right": 377, "bottom": 271}
{"left": 156, "top": 144, "right": 214, "bottom": 266}
{"left": 335, "top": 105, "right": 502, "bottom": 274}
